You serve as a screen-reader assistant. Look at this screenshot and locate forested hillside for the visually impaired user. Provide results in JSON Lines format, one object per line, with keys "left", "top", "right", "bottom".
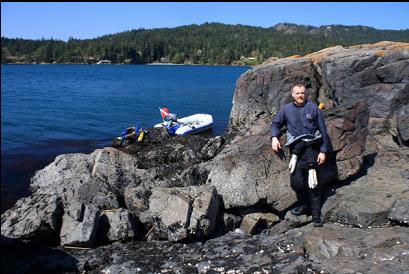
{"left": 2, "top": 22, "right": 409, "bottom": 65}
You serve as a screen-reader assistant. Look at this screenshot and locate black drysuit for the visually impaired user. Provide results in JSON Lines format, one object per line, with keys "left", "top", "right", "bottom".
{"left": 289, "top": 139, "right": 322, "bottom": 216}
{"left": 271, "top": 100, "right": 332, "bottom": 217}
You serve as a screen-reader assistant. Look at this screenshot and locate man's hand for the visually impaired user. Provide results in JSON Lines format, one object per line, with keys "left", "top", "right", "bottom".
{"left": 271, "top": 137, "right": 282, "bottom": 152}
{"left": 308, "top": 169, "right": 318, "bottom": 189}
{"left": 289, "top": 154, "right": 298, "bottom": 174}
{"left": 317, "top": 152, "right": 326, "bottom": 165}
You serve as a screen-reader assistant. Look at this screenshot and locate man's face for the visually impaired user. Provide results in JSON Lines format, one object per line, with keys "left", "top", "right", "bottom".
{"left": 291, "top": 86, "right": 306, "bottom": 105}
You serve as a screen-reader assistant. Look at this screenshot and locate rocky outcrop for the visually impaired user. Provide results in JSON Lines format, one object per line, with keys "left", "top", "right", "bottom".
{"left": 2, "top": 41, "right": 409, "bottom": 273}
{"left": 207, "top": 98, "right": 368, "bottom": 213}
{"left": 322, "top": 150, "right": 409, "bottom": 228}
{"left": 230, "top": 41, "right": 408, "bottom": 180}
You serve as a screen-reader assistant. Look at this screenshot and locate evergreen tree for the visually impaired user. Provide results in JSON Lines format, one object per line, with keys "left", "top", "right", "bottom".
{"left": 1, "top": 23, "right": 408, "bottom": 65}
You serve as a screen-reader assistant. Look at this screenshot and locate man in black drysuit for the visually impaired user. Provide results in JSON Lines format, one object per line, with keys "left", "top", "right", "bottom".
{"left": 271, "top": 81, "right": 331, "bottom": 227}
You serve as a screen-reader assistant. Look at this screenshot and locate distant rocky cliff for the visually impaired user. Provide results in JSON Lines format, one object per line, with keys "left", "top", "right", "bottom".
{"left": 2, "top": 41, "right": 408, "bottom": 273}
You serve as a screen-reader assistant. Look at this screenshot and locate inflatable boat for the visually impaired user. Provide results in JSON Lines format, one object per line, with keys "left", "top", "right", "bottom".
{"left": 154, "top": 113, "right": 213, "bottom": 136}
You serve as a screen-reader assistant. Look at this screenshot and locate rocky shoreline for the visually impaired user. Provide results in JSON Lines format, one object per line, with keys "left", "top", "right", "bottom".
{"left": 2, "top": 41, "right": 408, "bottom": 273}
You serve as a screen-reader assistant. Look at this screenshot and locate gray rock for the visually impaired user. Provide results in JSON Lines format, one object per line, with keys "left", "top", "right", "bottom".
{"left": 267, "top": 212, "right": 312, "bottom": 235}
{"left": 101, "top": 261, "right": 142, "bottom": 274}
{"left": 149, "top": 185, "right": 219, "bottom": 241}
{"left": 123, "top": 186, "right": 150, "bottom": 215}
{"left": 229, "top": 58, "right": 319, "bottom": 132}
{"left": 137, "top": 210, "right": 154, "bottom": 228}
{"left": 149, "top": 187, "right": 191, "bottom": 241}
{"left": 389, "top": 199, "right": 409, "bottom": 225}
{"left": 1, "top": 194, "right": 63, "bottom": 245}
{"left": 240, "top": 212, "right": 280, "bottom": 234}
{"left": 208, "top": 121, "right": 296, "bottom": 211}
{"left": 178, "top": 162, "right": 211, "bottom": 187}
{"left": 301, "top": 223, "right": 409, "bottom": 273}
{"left": 283, "top": 211, "right": 312, "bottom": 224}
{"left": 99, "top": 208, "right": 137, "bottom": 243}
{"left": 221, "top": 213, "right": 242, "bottom": 233}
{"left": 30, "top": 152, "right": 94, "bottom": 191}
{"left": 31, "top": 147, "right": 148, "bottom": 209}
{"left": 200, "top": 136, "right": 224, "bottom": 160}
{"left": 322, "top": 164, "right": 409, "bottom": 228}
{"left": 188, "top": 186, "right": 219, "bottom": 237}
{"left": 376, "top": 59, "right": 409, "bottom": 83}
{"left": 397, "top": 113, "right": 409, "bottom": 143}
{"left": 310, "top": 44, "right": 408, "bottom": 157}
{"left": 60, "top": 202, "right": 100, "bottom": 247}
{"left": 365, "top": 116, "right": 401, "bottom": 154}
{"left": 319, "top": 255, "right": 409, "bottom": 274}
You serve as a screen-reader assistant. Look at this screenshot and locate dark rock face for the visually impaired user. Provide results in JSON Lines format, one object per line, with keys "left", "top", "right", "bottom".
{"left": 229, "top": 58, "right": 319, "bottom": 132}
{"left": 230, "top": 41, "right": 408, "bottom": 180}
{"left": 2, "top": 41, "right": 409, "bottom": 273}
{"left": 397, "top": 113, "right": 409, "bottom": 144}
{"left": 325, "top": 100, "right": 369, "bottom": 180}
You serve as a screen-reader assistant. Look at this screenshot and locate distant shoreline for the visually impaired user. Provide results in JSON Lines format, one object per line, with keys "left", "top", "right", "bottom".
{"left": 2, "top": 62, "right": 251, "bottom": 67}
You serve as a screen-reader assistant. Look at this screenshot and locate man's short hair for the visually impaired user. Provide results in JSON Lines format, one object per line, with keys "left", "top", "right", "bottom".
{"left": 293, "top": 80, "right": 306, "bottom": 88}
{"left": 292, "top": 80, "right": 307, "bottom": 93}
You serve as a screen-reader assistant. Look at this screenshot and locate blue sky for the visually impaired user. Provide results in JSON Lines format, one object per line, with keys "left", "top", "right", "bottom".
{"left": 2, "top": 2, "right": 409, "bottom": 41}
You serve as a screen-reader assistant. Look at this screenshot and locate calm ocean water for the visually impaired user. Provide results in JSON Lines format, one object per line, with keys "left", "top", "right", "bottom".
{"left": 1, "top": 64, "right": 249, "bottom": 211}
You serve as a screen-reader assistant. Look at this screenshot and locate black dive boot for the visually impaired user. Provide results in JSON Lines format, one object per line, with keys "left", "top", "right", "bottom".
{"left": 312, "top": 213, "right": 323, "bottom": 227}
{"left": 291, "top": 191, "right": 310, "bottom": 216}
{"left": 308, "top": 187, "right": 323, "bottom": 227}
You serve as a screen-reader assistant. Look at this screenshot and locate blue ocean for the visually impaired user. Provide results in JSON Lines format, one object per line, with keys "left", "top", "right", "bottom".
{"left": 1, "top": 64, "right": 249, "bottom": 211}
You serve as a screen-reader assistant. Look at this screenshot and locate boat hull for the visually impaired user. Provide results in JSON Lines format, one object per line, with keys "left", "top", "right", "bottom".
{"left": 154, "top": 114, "right": 213, "bottom": 135}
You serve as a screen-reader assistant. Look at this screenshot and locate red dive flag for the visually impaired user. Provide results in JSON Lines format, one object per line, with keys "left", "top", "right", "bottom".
{"left": 159, "top": 107, "right": 170, "bottom": 120}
